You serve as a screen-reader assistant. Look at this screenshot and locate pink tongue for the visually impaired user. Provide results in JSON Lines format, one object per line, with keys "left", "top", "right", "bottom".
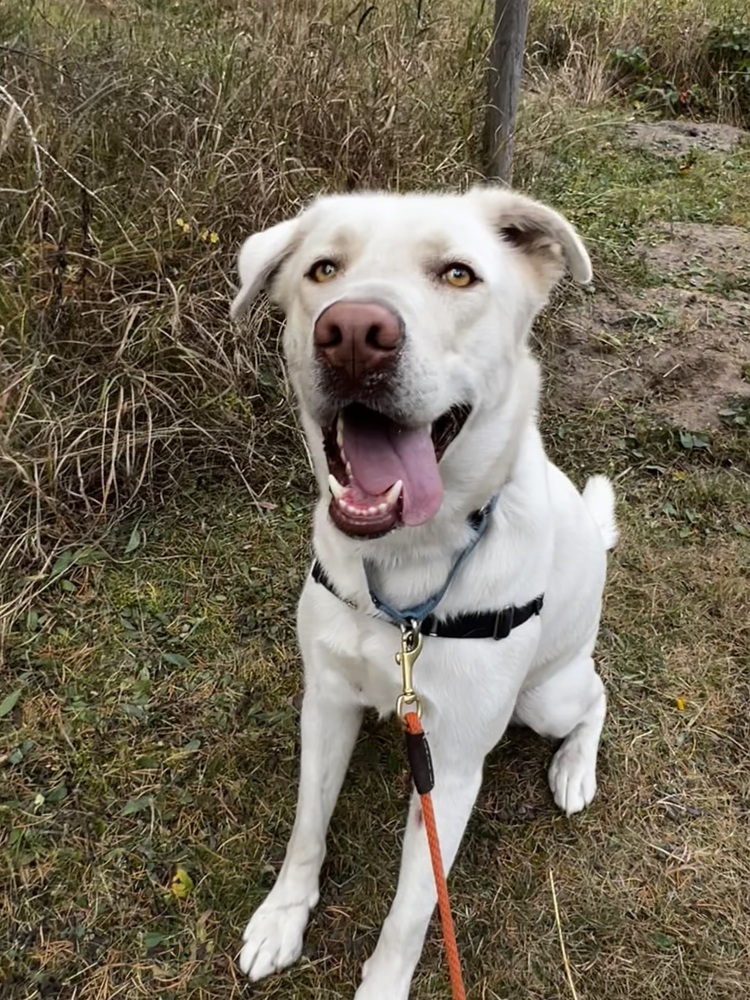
{"left": 342, "top": 416, "right": 443, "bottom": 526}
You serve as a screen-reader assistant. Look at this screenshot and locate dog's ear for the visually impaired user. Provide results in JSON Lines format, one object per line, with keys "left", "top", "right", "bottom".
{"left": 469, "top": 187, "right": 592, "bottom": 290}
{"left": 230, "top": 217, "right": 301, "bottom": 319}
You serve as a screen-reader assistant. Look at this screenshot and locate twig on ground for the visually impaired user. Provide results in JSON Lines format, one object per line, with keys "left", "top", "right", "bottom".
{"left": 549, "top": 868, "right": 580, "bottom": 1000}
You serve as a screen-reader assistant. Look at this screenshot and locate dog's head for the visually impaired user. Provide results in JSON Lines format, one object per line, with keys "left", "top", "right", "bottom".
{"left": 232, "top": 188, "right": 590, "bottom": 540}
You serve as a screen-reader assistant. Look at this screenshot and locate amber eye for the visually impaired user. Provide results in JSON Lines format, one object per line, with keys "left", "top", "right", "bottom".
{"left": 441, "top": 263, "right": 477, "bottom": 288}
{"left": 308, "top": 259, "right": 338, "bottom": 283}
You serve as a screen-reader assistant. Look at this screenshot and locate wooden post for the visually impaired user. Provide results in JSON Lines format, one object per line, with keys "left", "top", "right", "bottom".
{"left": 484, "top": 0, "right": 530, "bottom": 185}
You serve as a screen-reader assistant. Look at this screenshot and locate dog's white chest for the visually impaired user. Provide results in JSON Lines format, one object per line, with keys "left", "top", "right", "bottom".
{"left": 319, "top": 610, "right": 407, "bottom": 716}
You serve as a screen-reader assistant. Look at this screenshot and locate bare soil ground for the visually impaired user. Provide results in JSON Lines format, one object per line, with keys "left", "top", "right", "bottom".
{"left": 553, "top": 283, "right": 750, "bottom": 428}
{"left": 548, "top": 212, "right": 750, "bottom": 429}
{"left": 641, "top": 223, "right": 750, "bottom": 288}
{"left": 623, "top": 121, "right": 750, "bottom": 159}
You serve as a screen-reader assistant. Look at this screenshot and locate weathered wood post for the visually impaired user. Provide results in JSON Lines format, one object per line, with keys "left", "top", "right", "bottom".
{"left": 484, "top": 0, "right": 530, "bottom": 185}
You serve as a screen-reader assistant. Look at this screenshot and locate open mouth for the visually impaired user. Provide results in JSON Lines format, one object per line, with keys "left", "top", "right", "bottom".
{"left": 322, "top": 402, "right": 471, "bottom": 538}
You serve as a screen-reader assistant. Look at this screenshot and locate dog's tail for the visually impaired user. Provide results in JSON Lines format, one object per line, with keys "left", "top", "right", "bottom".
{"left": 582, "top": 475, "right": 618, "bottom": 551}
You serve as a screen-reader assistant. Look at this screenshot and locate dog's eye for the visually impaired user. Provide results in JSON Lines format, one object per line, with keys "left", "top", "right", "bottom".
{"left": 441, "top": 263, "right": 477, "bottom": 288}
{"left": 308, "top": 259, "right": 339, "bottom": 283}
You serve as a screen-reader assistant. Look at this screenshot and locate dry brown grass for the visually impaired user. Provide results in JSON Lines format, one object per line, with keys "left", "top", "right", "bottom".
{"left": 3, "top": 0, "right": 749, "bottom": 631}
{"left": 527, "top": 0, "right": 750, "bottom": 116}
{"left": 1, "top": 0, "right": 488, "bottom": 626}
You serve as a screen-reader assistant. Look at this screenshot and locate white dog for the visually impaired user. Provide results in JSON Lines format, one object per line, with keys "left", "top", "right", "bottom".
{"left": 230, "top": 187, "right": 617, "bottom": 999}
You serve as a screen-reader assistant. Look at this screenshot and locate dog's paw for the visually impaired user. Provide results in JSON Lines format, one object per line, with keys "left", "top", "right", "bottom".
{"left": 238, "top": 896, "right": 311, "bottom": 981}
{"left": 354, "top": 951, "right": 411, "bottom": 1000}
{"left": 355, "top": 981, "right": 409, "bottom": 1000}
{"left": 548, "top": 739, "right": 597, "bottom": 816}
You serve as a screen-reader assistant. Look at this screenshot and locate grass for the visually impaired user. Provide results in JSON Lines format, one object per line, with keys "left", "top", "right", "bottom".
{"left": 2, "top": 0, "right": 750, "bottom": 621}
{"left": 527, "top": 0, "right": 750, "bottom": 119}
{"left": 2, "top": 0, "right": 750, "bottom": 998}
{"left": 1, "top": 0, "right": 493, "bottom": 624}
{"left": 3, "top": 458, "right": 749, "bottom": 999}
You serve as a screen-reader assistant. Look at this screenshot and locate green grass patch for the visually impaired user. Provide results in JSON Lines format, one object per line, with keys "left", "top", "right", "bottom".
{"left": 3, "top": 458, "right": 748, "bottom": 997}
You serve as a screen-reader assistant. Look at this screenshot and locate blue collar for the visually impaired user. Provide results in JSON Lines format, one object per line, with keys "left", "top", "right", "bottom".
{"left": 363, "top": 495, "right": 499, "bottom": 629}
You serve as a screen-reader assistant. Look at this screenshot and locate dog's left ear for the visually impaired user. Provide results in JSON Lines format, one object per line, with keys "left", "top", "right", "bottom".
{"left": 468, "top": 187, "right": 592, "bottom": 290}
{"left": 230, "top": 217, "right": 302, "bottom": 319}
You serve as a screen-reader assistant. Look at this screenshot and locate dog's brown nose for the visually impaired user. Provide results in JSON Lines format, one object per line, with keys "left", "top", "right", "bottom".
{"left": 313, "top": 301, "right": 403, "bottom": 381}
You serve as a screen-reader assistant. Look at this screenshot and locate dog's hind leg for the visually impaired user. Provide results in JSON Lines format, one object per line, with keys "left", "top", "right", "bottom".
{"left": 239, "top": 652, "right": 363, "bottom": 981}
{"left": 514, "top": 655, "right": 606, "bottom": 817}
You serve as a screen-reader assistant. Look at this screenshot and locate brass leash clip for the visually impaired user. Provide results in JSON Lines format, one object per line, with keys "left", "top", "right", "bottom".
{"left": 396, "top": 621, "right": 423, "bottom": 720}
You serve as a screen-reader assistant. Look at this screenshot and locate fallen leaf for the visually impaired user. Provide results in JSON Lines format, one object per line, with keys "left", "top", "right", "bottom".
{"left": 124, "top": 526, "right": 142, "bottom": 555}
{"left": 144, "top": 930, "right": 167, "bottom": 950}
{"left": 169, "top": 867, "right": 194, "bottom": 900}
{"left": 0, "top": 689, "right": 22, "bottom": 718}
{"left": 121, "top": 794, "right": 153, "bottom": 816}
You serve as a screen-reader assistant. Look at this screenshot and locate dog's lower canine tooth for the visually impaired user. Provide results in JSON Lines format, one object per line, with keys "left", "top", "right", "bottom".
{"left": 385, "top": 480, "right": 403, "bottom": 505}
{"left": 328, "top": 474, "right": 345, "bottom": 499}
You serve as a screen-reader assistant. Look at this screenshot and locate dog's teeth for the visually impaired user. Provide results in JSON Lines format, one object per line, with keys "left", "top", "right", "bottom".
{"left": 328, "top": 474, "right": 345, "bottom": 499}
{"left": 345, "top": 460, "right": 352, "bottom": 477}
{"left": 385, "top": 480, "right": 403, "bottom": 506}
{"left": 335, "top": 493, "right": 395, "bottom": 518}
{"left": 336, "top": 413, "right": 344, "bottom": 451}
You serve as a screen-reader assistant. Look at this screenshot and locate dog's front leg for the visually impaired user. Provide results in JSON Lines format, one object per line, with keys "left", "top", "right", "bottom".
{"left": 355, "top": 748, "right": 484, "bottom": 1000}
{"left": 239, "top": 655, "right": 363, "bottom": 981}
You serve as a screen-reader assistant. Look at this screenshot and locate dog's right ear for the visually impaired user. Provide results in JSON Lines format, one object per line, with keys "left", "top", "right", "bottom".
{"left": 230, "top": 217, "right": 301, "bottom": 319}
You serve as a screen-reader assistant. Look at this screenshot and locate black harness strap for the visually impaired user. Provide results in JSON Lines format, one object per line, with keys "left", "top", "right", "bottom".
{"left": 311, "top": 560, "right": 543, "bottom": 641}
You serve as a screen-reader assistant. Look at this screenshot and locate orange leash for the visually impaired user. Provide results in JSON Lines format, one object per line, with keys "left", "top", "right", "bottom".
{"left": 404, "top": 710, "right": 466, "bottom": 1000}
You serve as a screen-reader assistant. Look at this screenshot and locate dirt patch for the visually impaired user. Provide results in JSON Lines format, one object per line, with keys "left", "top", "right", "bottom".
{"left": 554, "top": 220, "right": 750, "bottom": 428}
{"left": 550, "top": 286, "right": 750, "bottom": 429}
{"left": 639, "top": 223, "right": 750, "bottom": 290}
{"left": 624, "top": 121, "right": 750, "bottom": 159}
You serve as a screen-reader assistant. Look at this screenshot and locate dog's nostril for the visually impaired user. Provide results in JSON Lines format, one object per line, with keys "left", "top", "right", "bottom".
{"left": 365, "top": 324, "right": 383, "bottom": 348}
{"left": 366, "top": 322, "right": 401, "bottom": 351}
{"left": 316, "top": 323, "right": 342, "bottom": 348}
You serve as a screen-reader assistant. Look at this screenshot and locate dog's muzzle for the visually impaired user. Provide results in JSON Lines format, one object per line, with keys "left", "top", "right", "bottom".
{"left": 311, "top": 299, "right": 471, "bottom": 540}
